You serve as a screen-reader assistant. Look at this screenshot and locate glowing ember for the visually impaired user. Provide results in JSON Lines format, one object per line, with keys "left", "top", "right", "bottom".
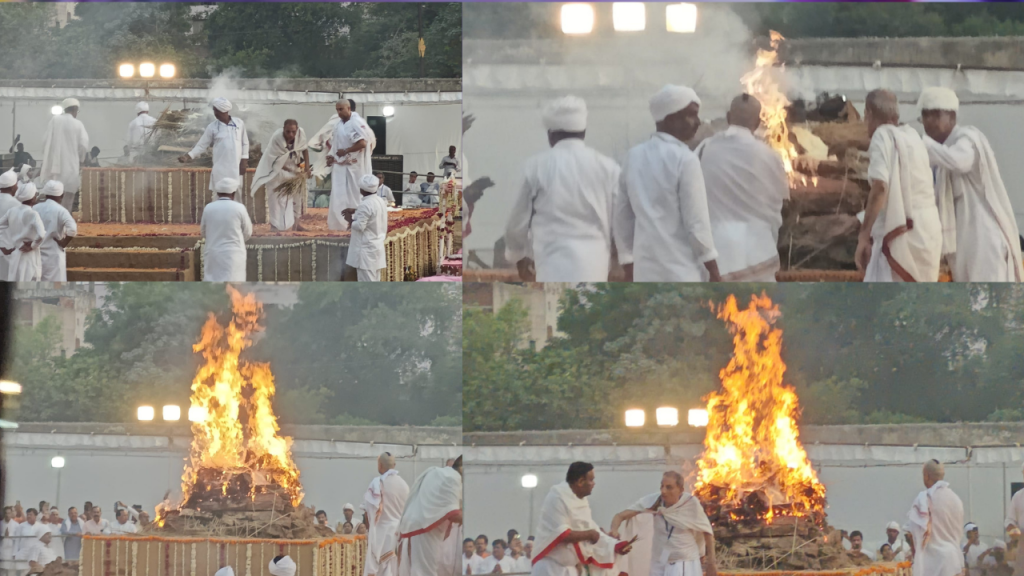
{"left": 741, "top": 31, "right": 800, "bottom": 183}
{"left": 693, "top": 294, "right": 826, "bottom": 525}
{"left": 181, "top": 286, "right": 303, "bottom": 510}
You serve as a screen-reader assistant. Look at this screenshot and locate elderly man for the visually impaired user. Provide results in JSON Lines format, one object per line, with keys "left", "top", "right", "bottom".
{"left": 83, "top": 507, "right": 109, "bottom": 535}
{"left": 0, "top": 183, "right": 45, "bottom": 281}
{"left": 918, "top": 87, "right": 1023, "bottom": 282}
{"left": 200, "top": 178, "right": 252, "bottom": 281}
{"left": 40, "top": 98, "right": 90, "bottom": 212}
{"left": 15, "top": 508, "right": 49, "bottom": 560}
{"left": 180, "top": 98, "right": 249, "bottom": 202}
{"left": 696, "top": 93, "right": 788, "bottom": 282}
{"left": 374, "top": 172, "right": 396, "bottom": 206}
{"left": 905, "top": 460, "right": 964, "bottom": 576}
{"left": 126, "top": 101, "right": 156, "bottom": 160}
{"left": 856, "top": 89, "right": 943, "bottom": 282}
{"left": 880, "top": 521, "right": 910, "bottom": 561}
{"left": 109, "top": 509, "right": 137, "bottom": 534}
{"left": 362, "top": 453, "right": 410, "bottom": 576}
{"left": 33, "top": 180, "right": 77, "bottom": 281}
{"left": 326, "top": 100, "right": 373, "bottom": 231}
{"left": 398, "top": 457, "right": 464, "bottom": 576}
{"left": 26, "top": 532, "right": 59, "bottom": 573}
{"left": 532, "top": 462, "right": 627, "bottom": 576}
{"left": 616, "top": 85, "right": 721, "bottom": 282}
{"left": 344, "top": 174, "right": 389, "bottom": 282}
{"left": 44, "top": 510, "right": 63, "bottom": 560}
{"left": 252, "top": 119, "right": 310, "bottom": 231}
{"left": 505, "top": 96, "right": 622, "bottom": 283}
{"left": 1004, "top": 462, "right": 1024, "bottom": 576}
{"left": 609, "top": 471, "right": 717, "bottom": 576}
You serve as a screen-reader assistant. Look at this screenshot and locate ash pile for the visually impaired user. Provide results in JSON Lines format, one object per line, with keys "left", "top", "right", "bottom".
{"left": 133, "top": 108, "right": 263, "bottom": 168}
{"left": 153, "top": 468, "right": 332, "bottom": 540}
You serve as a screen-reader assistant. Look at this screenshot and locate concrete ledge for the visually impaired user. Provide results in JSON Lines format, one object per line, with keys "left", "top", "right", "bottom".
{"left": 0, "top": 78, "right": 463, "bottom": 93}
{"left": 464, "top": 422, "right": 1024, "bottom": 448}
{"left": 14, "top": 422, "right": 461, "bottom": 445}
{"left": 782, "top": 37, "right": 1024, "bottom": 71}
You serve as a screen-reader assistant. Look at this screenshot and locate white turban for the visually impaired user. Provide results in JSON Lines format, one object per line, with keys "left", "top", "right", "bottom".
{"left": 215, "top": 567, "right": 234, "bottom": 576}
{"left": 542, "top": 96, "right": 587, "bottom": 132}
{"left": 886, "top": 521, "right": 900, "bottom": 532}
{"left": 649, "top": 85, "right": 701, "bottom": 123}
{"left": 918, "top": 87, "right": 959, "bottom": 112}
{"left": 342, "top": 503, "right": 354, "bottom": 512}
{"left": 0, "top": 170, "right": 16, "bottom": 189}
{"left": 16, "top": 182, "right": 36, "bottom": 202}
{"left": 214, "top": 178, "right": 239, "bottom": 194}
{"left": 994, "top": 540, "right": 1007, "bottom": 550}
{"left": 18, "top": 164, "right": 31, "bottom": 181}
{"left": 359, "top": 174, "right": 380, "bottom": 193}
{"left": 268, "top": 556, "right": 296, "bottom": 576}
{"left": 135, "top": 102, "right": 150, "bottom": 114}
{"left": 965, "top": 523, "right": 978, "bottom": 536}
{"left": 212, "top": 98, "right": 233, "bottom": 113}
{"left": 42, "top": 180, "right": 64, "bottom": 198}
{"left": 61, "top": 98, "right": 80, "bottom": 110}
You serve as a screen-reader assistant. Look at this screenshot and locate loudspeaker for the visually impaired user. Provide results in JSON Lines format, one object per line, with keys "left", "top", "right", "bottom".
{"left": 367, "top": 116, "right": 386, "bottom": 156}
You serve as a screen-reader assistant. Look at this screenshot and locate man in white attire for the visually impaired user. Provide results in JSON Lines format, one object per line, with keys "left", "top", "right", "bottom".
{"left": 918, "top": 86, "right": 1023, "bottom": 282}
{"left": 362, "top": 453, "right": 410, "bottom": 576}
{"left": 504, "top": 95, "right": 622, "bottom": 283}
{"left": 40, "top": 98, "right": 89, "bottom": 212}
{"left": 33, "top": 180, "right": 77, "bottom": 281}
{"left": 180, "top": 98, "right": 250, "bottom": 204}
{"left": 326, "top": 100, "right": 373, "bottom": 231}
{"left": 0, "top": 183, "right": 45, "bottom": 281}
{"left": 344, "top": 174, "right": 389, "bottom": 282}
{"left": 199, "top": 178, "right": 252, "bottom": 282}
{"left": 251, "top": 119, "right": 309, "bottom": 231}
{"left": 1003, "top": 462, "right": 1024, "bottom": 576}
{"left": 397, "top": 457, "right": 464, "bottom": 576}
{"left": 905, "top": 460, "right": 965, "bottom": 576}
{"left": 126, "top": 101, "right": 156, "bottom": 160}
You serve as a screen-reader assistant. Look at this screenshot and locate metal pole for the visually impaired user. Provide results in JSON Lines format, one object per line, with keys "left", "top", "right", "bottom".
{"left": 528, "top": 489, "right": 534, "bottom": 537}
{"left": 55, "top": 467, "right": 62, "bottom": 511}
{"left": 11, "top": 101, "right": 15, "bottom": 148}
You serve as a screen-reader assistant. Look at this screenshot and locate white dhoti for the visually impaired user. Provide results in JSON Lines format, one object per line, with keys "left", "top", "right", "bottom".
{"left": 531, "top": 556, "right": 574, "bottom": 576}
{"left": 397, "top": 466, "right": 461, "bottom": 576}
{"left": 650, "top": 558, "right": 702, "bottom": 576}
{"left": 399, "top": 523, "right": 452, "bottom": 576}
{"left": 357, "top": 268, "right": 380, "bottom": 282}
{"left": 865, "top": 209, "right": 943, "bottom": 283}
{"left": 252, "top": 127, "right": 308, "bottom": 231}
{"left": 266, "top": 176, "right": 304, "bottom": 230}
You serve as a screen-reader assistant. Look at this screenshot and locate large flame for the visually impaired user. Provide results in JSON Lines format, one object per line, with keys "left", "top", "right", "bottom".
{"left": 741, "top": 31, "right": 813, "bottom": 187}
{"left": 693, "top": 294, "right": 825, "bottom": 524}
{"left": 181, "top": 286, "right": 303, "bottom": 508}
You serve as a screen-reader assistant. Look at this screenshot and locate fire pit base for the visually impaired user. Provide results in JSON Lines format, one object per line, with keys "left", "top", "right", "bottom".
{"left": 80, "top": 534, "right": 365, "bottom": 576}
{"left": 719, "top": 563, "right": 911, "bottom": 576}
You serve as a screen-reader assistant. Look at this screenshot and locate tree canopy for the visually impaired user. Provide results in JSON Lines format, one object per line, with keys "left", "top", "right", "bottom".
{"left": 0, "top": 3, "right": 461, "bottom": 79}
{"left": 9, "top": 283, "right": 462, "bottom": 427}
{"left": 463, "top": 284, "right": 1024, "bottom": 432}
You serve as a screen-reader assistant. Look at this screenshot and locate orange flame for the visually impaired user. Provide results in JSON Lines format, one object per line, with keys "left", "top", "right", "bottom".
{"left": 693, "top": 294, "right": 825, "bottom": 524}
{"left": 181, "top": 286, "right": 303, "bottom": 507}
{"left": 742, "top": 31, "right": 799, "bottom": 183}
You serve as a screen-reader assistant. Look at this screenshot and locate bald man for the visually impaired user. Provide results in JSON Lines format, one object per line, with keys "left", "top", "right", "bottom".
{"left": 905, "top": 460, "right": 965, "bottom": 576}
{"left": 696, "top": 93, "right": 788, "bottom": 282}
{"left": 326, "top": 100, "right": 373, "bottom": 232}
{"left": 362, "top": 453, "right": 410, "bottom": 576}
{"left": 857, "top": 89, "right": 942, "bottom": 282}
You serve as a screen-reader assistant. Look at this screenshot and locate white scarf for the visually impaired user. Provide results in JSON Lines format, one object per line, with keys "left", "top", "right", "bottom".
{"left": 533, "top": 482, "right": 619, "bottom": 574}
{"left": 251, "top": 128, "right": 308, "bottom": 196}
{"left": 398, "top": 466, "right": 461, "bottom": 538}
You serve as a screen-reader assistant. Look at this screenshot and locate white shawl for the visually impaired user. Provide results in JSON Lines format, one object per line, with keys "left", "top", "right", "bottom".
{"left": 873, "top": 124, "right": 929, "bottom": 282}
{"left": 533, "top": 482, "right": 620, "bottom": 575}
{"left": 398, "top": 466, "right": 461, "bottom": 539}
{"left": 251, "top": 128, "right": 308, "bottom": 196}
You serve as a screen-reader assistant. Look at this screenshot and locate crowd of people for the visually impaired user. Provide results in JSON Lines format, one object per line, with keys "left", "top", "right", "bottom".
{"left": 462, "top": 532, "right": 534, "bottom": 574}
{"left": 505, "top": 85, "right": 1022, "bottom": 284}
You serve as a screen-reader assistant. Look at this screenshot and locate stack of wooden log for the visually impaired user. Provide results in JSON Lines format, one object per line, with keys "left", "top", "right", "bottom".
{"left": 712, "top": 516, "right": 875, "bottom": 571}
{"left": 137, "top": 108, "right": 262, "bottom": 168}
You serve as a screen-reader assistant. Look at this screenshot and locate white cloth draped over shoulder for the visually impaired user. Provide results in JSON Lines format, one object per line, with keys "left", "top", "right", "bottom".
{"left": 0, "top": 205, "right": 45, "bottom": 281}
{"left": 363, "top": 469, "right": 409, "bottom": 576}
{"left": 615, "top": 132, "right": 718, "bottom": 281}
{"left": 397, "top": 466, "right": 462, "bottom": 576}
{"left": 696, "top": 125, "right": 789, "bottom": 282}
{"left": 200, "top": 197, "right": 252, "bottom": 281}
{"left": 504, "top": 139, "right": 622, "bottom": 282}
{"left": 865, "top": 124, "right": 943, "bottom": 282}
{"left": 532, "top": 482, "right": 621, "bottom": 576}
{"left": 40, "top": 113, "right": 89, "bottom": 194}
{"left": 188, "top": 118, "right": 250, "bottom": 194}
{"left": 906, "top": 481, "right": 965, "bottom": 576}
{"left": 627, "top": 493, "right": 712, "bottom": 567}
{"left": 252, "top": 127, "right": 308, "bottom": 230}
{"left": 924, "top": 125, "right": 1023, "bottom": 282}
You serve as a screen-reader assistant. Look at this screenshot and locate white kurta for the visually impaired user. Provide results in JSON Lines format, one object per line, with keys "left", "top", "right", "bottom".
{"left": 46, "top": 524, "right": 62, "bottom": 559}
{"left": 377, "top": 185, "right": 396, "bottom": 205}
{"left": 40, "top": 113, "right": 89, "bottom": 210}
{"left": 327, "top": 118, "right": 372, "bottom": 231}
{"left": 14, "top": 521, "right": 48, "bottom": 559}
{"left": 0, "top": 193, "right": 21, "bottom": 280}
{"left": 906, "top": 481, "right": 965, "bottom": 576}
{"left": 925, "top": 125, "right": 1023, "bottom": 282}
{"left": 615, "top": 132, "right": 719, "bottom": 281}
{"left": 397, "top": 467, "right": 462, "bottom": 576}
{"left": 696, "top": 126, "right": 789, "bottom": 282}
{"left": 865, "top": 125, "right": 943, "bottom": 282}
{"left": 188, "top": 118, "right": 250, "bottom": 195}
{"left": 627, "top": 493, "right": 711, "bottom": 576}
{"left": 364, "top": 470, "right": 410, "bottom": 576}
{"left": 0, "top": 205, "right": 45, "bottom": 281}
{"left": 34, "top": 199, "right": 77, "bottom": 282}
{"left": 252, "top": 128, "right": 309, "bottom": 231}
{"left": 200, "top": 197, "right": 253, "bottom": 281}
{"left": 109, "top": 521, "right": 137, "bottom": 535}
{"left": 1005, "top": 489, "right": 1024, "bottom": 576}
{"left": 127, "top": 113, "right": 157, "bottom": 157}
{"left": 532, "top": 482, "right": 620, "bottom": 576}
{"left": 462, "top": 553, "right": 486, "bottom": 575}
{"left": 346, "top": 194, "right": 388, "bottom": 278}
{"left": 1, "top": 519, "right": 19, "bottom": 560}
{"left": 504, "top": 138, "right": 621, "bottom": 282}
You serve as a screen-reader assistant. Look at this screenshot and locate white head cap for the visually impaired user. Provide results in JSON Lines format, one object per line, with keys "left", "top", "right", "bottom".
{"left": 212, "top": 98, "right": 232, "bottom": 113}
{"left": 136, "top": 102, "right": 150, "bottom": 114}
{"left": 994, "top": 540, "right": 1007, "bottom": 550}
{"left": 42, "top": 180, "right": 65, "bottom": 198}
{"left": 342, "top": 503, "right": 354, "bottom": 512}
{"left": 918, "top": 87, "right": 959, "bottom": 113}
{"left": 964, "top": 523, "right": 979, "bottom": 536}
{"left": 359, "top": 174, "right": 380, "bottom": 193}
{"left": 214, "top": 178, "right": 238, "bottom": 194}
{"left": 649, "top": 85, "right": 701, "bottom": 123}
{"left": 61, "top": 98, "right": 80, "bottom": 110}
{"left": 268, "top": 556, "right": 296, "bottom": 576}
{"left": 0, "top": 170, "right": 17, "bottom": 189}
{"left": 16, "top": 182, "right": 36, "bottom": 203}
{"left": 886, "top": 521, "right": 900, "bottom": 532}
{"left": 215, "top": 567, "right": 234, "bottom": 576}
{"left": 542, "top": 96, "right": 588, "bottom": 133}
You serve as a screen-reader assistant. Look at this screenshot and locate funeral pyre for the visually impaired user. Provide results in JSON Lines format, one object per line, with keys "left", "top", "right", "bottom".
{"left": 703, "top": 31, "right": 872, "bottom": 271}
{"left": 692, "top": 295, "right": 870, "bottom": 571}
{"left": 153, "top": 286, "right": 329, "bottom": 540}
{"left": 134, "top": 107, "right": 263, "bottom": 167}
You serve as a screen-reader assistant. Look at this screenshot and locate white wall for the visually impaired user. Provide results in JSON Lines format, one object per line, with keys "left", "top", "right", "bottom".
{"left": 0, "top": 99, "right": 461, "bottom": 180}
